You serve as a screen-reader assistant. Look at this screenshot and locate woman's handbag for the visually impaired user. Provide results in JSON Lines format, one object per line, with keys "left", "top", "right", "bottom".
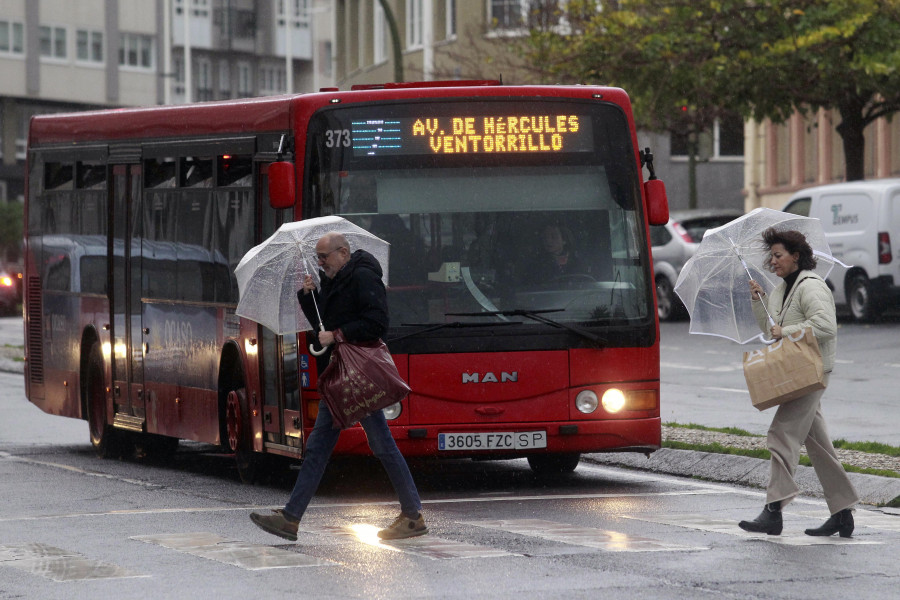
{"left": 742, "top": 327, "right": 825, "bottom": 411}
{"left": 317, "top": 331, "right": 411, "bottom": 429}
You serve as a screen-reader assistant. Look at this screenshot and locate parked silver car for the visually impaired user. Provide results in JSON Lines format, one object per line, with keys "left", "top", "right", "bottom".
{"left": 650, "top": 209, "right": 744, "bottom": 321}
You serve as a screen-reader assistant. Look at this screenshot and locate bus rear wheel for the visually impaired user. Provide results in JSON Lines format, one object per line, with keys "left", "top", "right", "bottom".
{"left": 527, "top": 453, "right": 581, "bottom": 476}
{"left": 225, "top": 388, "right": 259, "bottom": 483}
{"left": 85, "top": 343, "right": 122, "bottom": 459}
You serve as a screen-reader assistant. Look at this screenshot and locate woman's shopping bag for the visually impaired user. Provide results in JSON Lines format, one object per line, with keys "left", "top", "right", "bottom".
{"left": 742, "top": 327, "right": 825, "bottom": 411}
{"left": 317, "top": 332, "right": 411, "bottom": 429}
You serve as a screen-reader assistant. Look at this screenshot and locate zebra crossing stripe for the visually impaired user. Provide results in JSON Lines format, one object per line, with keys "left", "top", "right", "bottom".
{"left": 462, "top": 518, "right": 707, "bottom": 552}
{"left": 626, "top": 514, "right": 884, "bottom": 545}
{"left": 299, "top": 524, "right": 518, "bottom": 559}
{"left": 0, "top": 542, "right": 147, "bottom": 581}
{"left": 131, "top": 532, "right": 336, "bottom": 570}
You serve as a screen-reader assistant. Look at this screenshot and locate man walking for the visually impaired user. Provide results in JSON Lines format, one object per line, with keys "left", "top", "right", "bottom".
{"left": 250, "top": 232, "right": 427, "bottom": 541}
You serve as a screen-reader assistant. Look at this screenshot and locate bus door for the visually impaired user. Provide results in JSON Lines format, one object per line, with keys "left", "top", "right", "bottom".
{"left": 257, "top": 163, "right": 302, "bottom": 453}
{"left": 109, "top": 164, "right": 145, "bottom": 433}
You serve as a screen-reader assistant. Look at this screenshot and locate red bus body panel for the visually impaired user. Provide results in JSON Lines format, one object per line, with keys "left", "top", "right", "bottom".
{"left": 24, "top": 83, "right": 663, "bottom": 468}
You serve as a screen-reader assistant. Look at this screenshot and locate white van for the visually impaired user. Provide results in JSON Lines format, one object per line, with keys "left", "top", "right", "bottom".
{"left": 783, "top": 179, "right": 900, "bottom": 321}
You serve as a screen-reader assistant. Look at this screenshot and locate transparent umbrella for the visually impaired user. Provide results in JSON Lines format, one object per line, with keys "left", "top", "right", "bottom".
{"left": 673, "top": 207, "right": 847, "bottom": 344}
{"left": 235, "top": 216, "right": 390, "bottom": 335}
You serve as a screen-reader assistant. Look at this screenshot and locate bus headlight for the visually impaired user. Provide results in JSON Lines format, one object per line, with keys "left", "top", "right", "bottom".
{"left": 575, "top": 390, "right": 599, "bottom": 414}
{"left": 383, "top": 402, "right": 402, "bottom": 420}
{"left": 601, "top": 388, "right": 626, "bottom": 413}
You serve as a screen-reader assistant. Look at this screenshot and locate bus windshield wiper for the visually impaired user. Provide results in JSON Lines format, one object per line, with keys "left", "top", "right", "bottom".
{"left": 387, "top": 320, "right": 523, "bottom": 343}
{"left": 446, "top": 309, "right": 605, "bottom": 345}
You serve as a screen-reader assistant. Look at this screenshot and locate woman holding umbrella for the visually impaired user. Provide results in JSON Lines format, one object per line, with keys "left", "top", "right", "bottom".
{"left": 739, "top": 228, "right": 858, "bottom": 537}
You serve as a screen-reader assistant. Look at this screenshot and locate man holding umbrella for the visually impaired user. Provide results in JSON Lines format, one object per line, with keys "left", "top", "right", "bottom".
{"left": 250, "top": 232, "right": 427, "bottom": 542}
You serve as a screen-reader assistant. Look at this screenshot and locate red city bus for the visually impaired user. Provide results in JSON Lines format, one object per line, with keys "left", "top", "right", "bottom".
{"left": 24, "top": 81, "right": 669, "bottom": 480}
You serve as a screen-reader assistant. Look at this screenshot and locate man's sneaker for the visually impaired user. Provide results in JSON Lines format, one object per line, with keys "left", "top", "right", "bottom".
{"left": 250, "top": 509, "right": 299, "bottom": 541}
{"left": 377, "top": 512, "right": 428, "bottom": 540}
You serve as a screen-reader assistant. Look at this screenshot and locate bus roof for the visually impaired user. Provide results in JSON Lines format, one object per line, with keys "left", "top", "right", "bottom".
{"left": 28, "top": 94, "right": 296, "bottom": 147}
{"left": 28, "top": 83, "right": 633, "bottom": 148}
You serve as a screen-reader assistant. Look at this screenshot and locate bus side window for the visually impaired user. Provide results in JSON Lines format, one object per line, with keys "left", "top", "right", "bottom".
{"left": 44, "top": 256, "right": 71, "bottom": 292}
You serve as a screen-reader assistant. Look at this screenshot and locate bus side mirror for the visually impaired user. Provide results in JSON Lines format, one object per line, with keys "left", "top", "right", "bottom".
{"left": 268, "top": 162, "right": 295, "bottom": 209}
{"left": 645, "top": 179, "right": 669, "bottom": 226}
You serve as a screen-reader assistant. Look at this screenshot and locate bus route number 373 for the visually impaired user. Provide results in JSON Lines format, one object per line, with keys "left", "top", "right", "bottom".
{"left": 438, "top": 431, "right": 548, "bottom": 451}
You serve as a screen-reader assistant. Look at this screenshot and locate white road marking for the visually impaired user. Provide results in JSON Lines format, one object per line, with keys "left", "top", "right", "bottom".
{"left": 300, "top": 524, "right": 518, "bottom": 559}
{"left": 464, "top": 518, "right": 707, "bottom": 552}
{"left": 0, "top": 543, "right": 148, "bottom": 581}
{"left": 627, "top": 514, "right": 884, "bottom": 545}
{"left": 131, "top": 533, "right": 335, "bottom": 570}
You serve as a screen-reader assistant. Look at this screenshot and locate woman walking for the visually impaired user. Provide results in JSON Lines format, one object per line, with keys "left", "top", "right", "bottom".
{"left": 739, "top": 228, "right": 858, "bottom": 537}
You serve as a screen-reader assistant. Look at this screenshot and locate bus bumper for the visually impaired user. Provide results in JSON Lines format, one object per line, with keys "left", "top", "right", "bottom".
{"left": 333, "top": 418, "right": 661, "bottom": 457}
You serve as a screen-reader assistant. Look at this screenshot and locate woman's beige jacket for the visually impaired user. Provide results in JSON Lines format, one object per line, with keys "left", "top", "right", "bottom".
{"left": 751, "top": 270, "right": 837, "bottom": 372}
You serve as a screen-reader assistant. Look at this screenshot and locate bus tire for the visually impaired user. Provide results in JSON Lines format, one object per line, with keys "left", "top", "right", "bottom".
{"left": 527, "top": 453, "right": 580, "bottom": 476}
{"left": 847, "top": 272, "right": 881, "bottom": 322}
{"left": 85, "top": 343, "right": 122, "bottom": 459}
{"left": 225, "top": 388, "right": 259, "bottom": 483}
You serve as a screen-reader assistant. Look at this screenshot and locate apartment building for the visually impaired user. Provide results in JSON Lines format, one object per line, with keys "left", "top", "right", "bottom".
{"left": 744, "top": 111, "right": 900, "bottom": 210}
{"left": 0, "top": 0, "right": 328, "bottom": 204}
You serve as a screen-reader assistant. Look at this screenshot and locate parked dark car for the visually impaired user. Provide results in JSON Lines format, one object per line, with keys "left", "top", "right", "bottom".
{"left": 650, "top": 209, "right": 744, "bottom": 321}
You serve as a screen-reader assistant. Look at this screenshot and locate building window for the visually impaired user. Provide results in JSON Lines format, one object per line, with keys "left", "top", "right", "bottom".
{"left": 406, "top": 0, "right": 423, "bottom": 49}
{"left": 218, "top": 60, "right": 231, "bottom": 97}
{"left": 76, "top": 29, "right": 104, "bottom": 64}
{"left": 671, "top": 113, "right": 745, "bottom": 160}
{"left": 197, "top": 58, "right": 213, "bottom": 101}
{"left": 260, "top": 65, "right": 285, "bottom": 96}
{"left": 374, "top": 1, "right": 387, "bottom": 64}
{"left": 40, "top": 25, "right": 67, "bottom": 59}
{"left": 490, "top": 0, "right": 525, "bottom": 29}
{"left": 277, "top": 0, "right": 310, "bottom": 28}
{"left": 447, "top": 0, "right": 457, "bottom": 38}
{"left": 176, "top": 0, "right": 210, "bottom": 18}
{"left": 173, "top": 57, "right": 185, "bottom": 96}
{"left": 120, "top": 33, "right": 155, "bottom": 69}
{"left": 0, "top": 20, "right": 25, "bottom": 55}
{"left": 237, "top": 62, "right": 252, "bottom": 97}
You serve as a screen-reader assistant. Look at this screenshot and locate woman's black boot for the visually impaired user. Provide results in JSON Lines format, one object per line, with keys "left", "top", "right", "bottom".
{"left": 738, "top": 502, "right": 783, "bottom": 535}
{"left": 804, "top": 508, "right": 854, "bottom": 538}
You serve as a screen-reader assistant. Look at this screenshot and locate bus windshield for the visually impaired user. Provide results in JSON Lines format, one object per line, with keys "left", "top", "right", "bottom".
{"left": 303, "top": 99, "right": 652, "bottom": 341}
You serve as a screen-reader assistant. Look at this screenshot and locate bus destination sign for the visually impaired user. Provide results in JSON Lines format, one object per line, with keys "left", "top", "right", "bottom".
{"left": 350, "top": 114, "right": 593, "bottom": 157}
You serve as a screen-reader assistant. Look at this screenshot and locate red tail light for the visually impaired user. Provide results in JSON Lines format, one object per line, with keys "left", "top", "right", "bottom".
{"left": 878, "top": 232, "right": 892, "bottom": 264}
{"left": 672, "top": 221, "right": 693, "bottom": 244}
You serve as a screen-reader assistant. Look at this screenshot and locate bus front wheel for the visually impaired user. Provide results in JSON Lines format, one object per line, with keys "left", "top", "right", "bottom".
{"left": 225, "top": 388, "right": 259, "bottom": 483}
{"left": 527, "top": 453, "right": 580, "bottom": 476}
{"left": 85, "top": 343, "right": 122, "bottom": 459}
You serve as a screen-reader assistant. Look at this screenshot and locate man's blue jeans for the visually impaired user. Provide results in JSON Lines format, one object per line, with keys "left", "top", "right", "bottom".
{"left": 283, "top": 400, "right": 422, "bottom": 521}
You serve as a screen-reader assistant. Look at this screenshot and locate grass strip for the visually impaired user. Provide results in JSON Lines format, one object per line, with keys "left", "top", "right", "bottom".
{"left": 663, "top": 422, "right": 761, "bottom": 437}
{"left": 662, "top": 440, "right": 899, "bottom": 479}
{"left": 831, "top": 439, "right": 900, "bottom": 457}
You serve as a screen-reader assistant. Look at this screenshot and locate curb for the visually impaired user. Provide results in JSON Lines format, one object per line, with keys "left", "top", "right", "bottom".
{"left": 0, "top": 358, "right": 23, "bottom": 374}
{"left": 583, "top": 448, "right": 900, "bottom": 507}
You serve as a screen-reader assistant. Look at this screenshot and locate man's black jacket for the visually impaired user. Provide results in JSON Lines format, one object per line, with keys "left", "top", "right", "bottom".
{"left": 298, "top": 249, "right": 389, "bottom": 369}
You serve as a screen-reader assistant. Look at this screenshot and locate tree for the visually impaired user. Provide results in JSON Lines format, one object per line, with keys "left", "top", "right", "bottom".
{"left": 517, "top": 0, "right": 900, "bottom": 183}
{"left": 515, "top": 0, "right": 743, "bottom": 206}
{"left": 721, "top": 0, "right": 900, "bottom": 181}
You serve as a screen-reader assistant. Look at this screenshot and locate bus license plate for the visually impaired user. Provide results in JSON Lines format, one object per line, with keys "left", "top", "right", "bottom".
{"left": 438, "top": 431, "right": 547, "bottom": 451}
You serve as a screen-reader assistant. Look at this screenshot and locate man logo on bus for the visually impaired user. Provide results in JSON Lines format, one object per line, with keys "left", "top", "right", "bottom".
{"left": 462, "top": 372, "right": 518, "bottom": 383}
